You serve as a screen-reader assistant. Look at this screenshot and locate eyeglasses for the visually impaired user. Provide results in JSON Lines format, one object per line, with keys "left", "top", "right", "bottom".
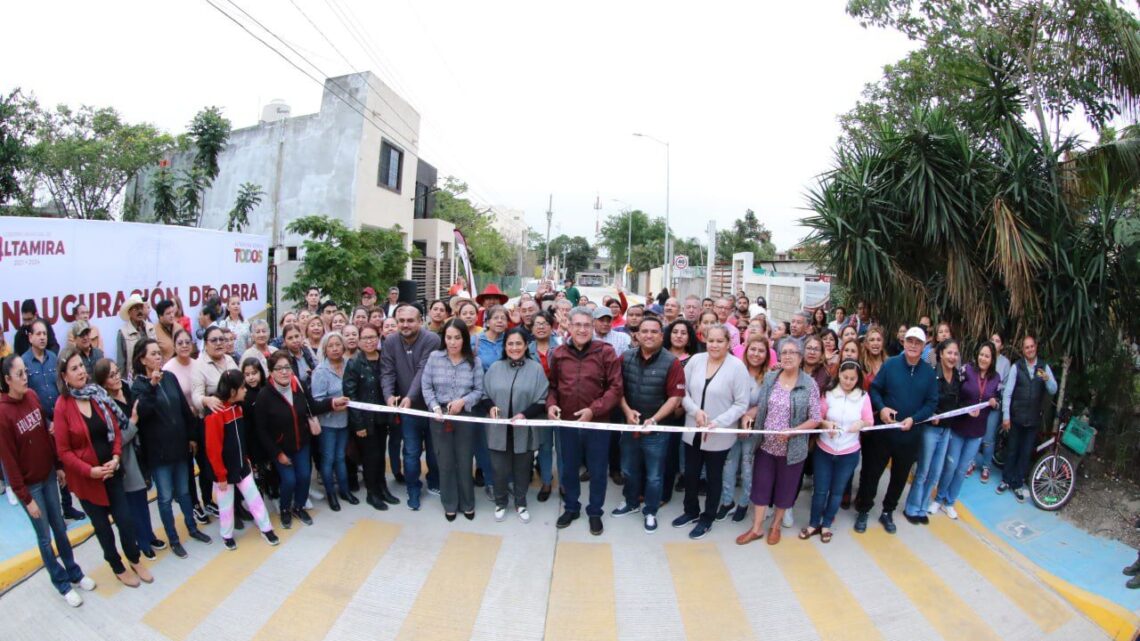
{"left": 8, "top": 369, "right": 27, "bottom": 379}
{"left": 805, "top": 345, "right": 822, "bottom": 353}
{"left": 207, "top": 337, "right": 225, "bottom": 344}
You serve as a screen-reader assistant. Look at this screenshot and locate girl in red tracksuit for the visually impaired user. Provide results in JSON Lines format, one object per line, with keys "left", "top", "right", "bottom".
{"left": 204, "top": 369, "right": 278, "bottom": 550}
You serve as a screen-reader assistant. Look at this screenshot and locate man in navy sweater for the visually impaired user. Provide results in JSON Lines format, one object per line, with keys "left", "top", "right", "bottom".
{"left": 854, "top": 326, "right": 939, "bottom": 534}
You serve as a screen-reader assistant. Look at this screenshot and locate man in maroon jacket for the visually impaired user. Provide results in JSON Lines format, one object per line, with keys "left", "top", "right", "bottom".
{"left": 547, "top": 307, "right": 624, "bottom": 535}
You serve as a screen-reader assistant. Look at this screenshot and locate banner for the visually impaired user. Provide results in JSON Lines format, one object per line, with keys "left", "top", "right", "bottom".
{"left": 0, "top": 217, "right": 269, "bottom": 349}
{"left": 453, "top": 228, "right": 476, "bottom": 297}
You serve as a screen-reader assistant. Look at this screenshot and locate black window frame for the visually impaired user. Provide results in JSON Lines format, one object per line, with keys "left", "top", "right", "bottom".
{"left": 378, "top": 139, "right": 404, "bottom": 193}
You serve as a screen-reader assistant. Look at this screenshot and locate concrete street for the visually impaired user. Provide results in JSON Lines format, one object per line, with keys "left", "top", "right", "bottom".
{"left": 0, "top": 473, "right": 1110, "bottom": 641}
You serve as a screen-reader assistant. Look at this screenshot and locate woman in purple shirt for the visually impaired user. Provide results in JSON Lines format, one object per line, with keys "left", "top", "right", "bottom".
{"left": 932, "top": 341, "right": 1001, "bottom": 519}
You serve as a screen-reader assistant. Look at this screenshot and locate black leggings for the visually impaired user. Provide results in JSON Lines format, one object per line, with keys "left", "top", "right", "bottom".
{"left": 682, "top": 442, "right": 729, "bottom": 527}
{"left": 80, "top": 473, "right": 140, "bottom": 574}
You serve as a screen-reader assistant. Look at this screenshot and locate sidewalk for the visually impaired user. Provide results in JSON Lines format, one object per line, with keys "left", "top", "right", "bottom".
{"left": 0, "top": 494, "right": 92, "bottom": 593}
{"left": 956, "top": 476, "right": 1140, "bottom": 640}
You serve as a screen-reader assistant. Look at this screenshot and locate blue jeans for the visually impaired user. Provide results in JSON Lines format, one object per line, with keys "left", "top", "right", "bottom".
{"left": 151, "top": 460, "right": 198, "bottom": 545}
{"left": 619, "top": 432, "right": 668, "bottom": 515}
{"left": 905, "top": 425, "right": 951, "bottom": 516}
{"left": 558, "top": 427, "right": 609, "bottom": 517}
{"left": 126, "top": 487, "right": 157, "bottom": 554}
{"left": 936, "top": 433, "right": 983, "bottom": 506}
{"left": 720, "top": 435, "right": 759, "bottom": 507}
{"left": 276, "top": 443, "right": 313, "bottom": 512}
{"left": 810, "top": 448, "right": 860, "bottom": 528}
{"left": 400, "top": 415, "right": 439, "bottom": 499}
{"left": 975, "top": 409, "right": 1003, "bottom": 469}
{"left": 23, "top": 472, "right": 83, "bottom": 594}
{"left": 319, "top": 427, "right": 350, "bottom": 497}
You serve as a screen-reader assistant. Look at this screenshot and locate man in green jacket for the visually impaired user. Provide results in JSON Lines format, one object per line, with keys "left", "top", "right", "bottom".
{"left": 563, "top": 278, "right": 581, "bottom": 306}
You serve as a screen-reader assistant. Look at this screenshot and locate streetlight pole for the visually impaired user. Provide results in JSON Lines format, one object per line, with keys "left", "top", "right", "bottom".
{"left": 633, "top": 133, "right": 671, "bottom": 291}
{"left": 544, "top": 194, "right": 553, "bottom": 279}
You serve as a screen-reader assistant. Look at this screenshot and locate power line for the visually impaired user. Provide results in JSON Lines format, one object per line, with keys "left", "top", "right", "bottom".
{"left": 287, "top": 0, "right": 421, "bottom": 144}
{"left": 312, "top": 0, "right": 504, "bottom": 208}
{"left": 212, "top": 0, "right": 419, "bottom": 152}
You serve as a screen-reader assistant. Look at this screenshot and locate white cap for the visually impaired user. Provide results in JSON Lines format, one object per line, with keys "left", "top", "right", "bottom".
{"left": 904, "top": 326, "right": 927, "bottom": 343}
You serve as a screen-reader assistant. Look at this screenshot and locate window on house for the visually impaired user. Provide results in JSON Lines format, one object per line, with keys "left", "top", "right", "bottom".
{"left": 379, "top": 140, "right": 403, "bottom": 192}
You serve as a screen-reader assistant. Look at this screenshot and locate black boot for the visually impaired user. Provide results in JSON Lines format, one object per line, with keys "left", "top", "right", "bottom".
{"left": 366, "top": 493, "right": 389, "bottom": 511}
{"left": 339, "top": 491, "right": 360, "bottom": 505}
{"left": 1124, "top": 554, "right": 1140, "bottom": 577}
{"left": 379, "top": 484, "right": 400, "bottom": 505}
{"left": 327, "top": 494, "right": 341, "bottom": 512}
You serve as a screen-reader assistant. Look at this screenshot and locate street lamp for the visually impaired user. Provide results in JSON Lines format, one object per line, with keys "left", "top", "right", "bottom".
{"left": 633, "top": 132, "right": 671, "bottom": 290}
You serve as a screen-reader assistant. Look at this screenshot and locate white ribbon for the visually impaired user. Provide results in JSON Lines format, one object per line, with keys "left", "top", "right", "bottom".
{"left": 346, "top": 401, "right": 992, "bottom": 436}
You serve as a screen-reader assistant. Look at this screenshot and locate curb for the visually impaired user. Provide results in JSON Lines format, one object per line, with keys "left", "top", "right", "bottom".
{"left": 0, "top": 523, "right": 95, "bottom": 595}
{"left": 956, "top": 501, "right": 1140, "bottom": 641}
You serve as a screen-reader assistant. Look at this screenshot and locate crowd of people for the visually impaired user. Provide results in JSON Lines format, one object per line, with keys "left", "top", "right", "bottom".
{"left": 0, "top": 277, "right": 1063, "bottom": 606}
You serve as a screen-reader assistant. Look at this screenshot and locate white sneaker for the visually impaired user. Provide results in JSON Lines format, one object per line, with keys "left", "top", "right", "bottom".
{"left": 63, "top": 589, "right": 83, "bottom": 607}
{"left": 516, "top": 507, "right": 530, "bottom": 523}
{"left": 782, "top": 511, "right": 794, "bottom": 528}
{"left": 494, "top": 507, "right": 507, "bottom": 522}
{"left": 927, "top": 501, "right": 941, "bottom": 515}
{"left": 5, "top": 486, "right": 17, "bottom": 505}
{"left": 308, "top": 487, "right": 324, "bottom": 501}
{"left": 304, "top": 498, "right": 313, "bottom": 510}
{"left": 943, "top": 504, "right": 959, "bottom": 520}
{"left": 76, "top": 576, "right": 96, "bottom": 591}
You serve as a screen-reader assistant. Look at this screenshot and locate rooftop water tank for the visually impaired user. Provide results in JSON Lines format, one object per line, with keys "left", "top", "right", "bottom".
{"left": 260, "top": 99, "right": 291, "bottom": 124}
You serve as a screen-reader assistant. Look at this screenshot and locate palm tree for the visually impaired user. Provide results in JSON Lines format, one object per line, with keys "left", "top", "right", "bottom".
{"left": 804, "top": 43, "right": 1140, "bottom": 422}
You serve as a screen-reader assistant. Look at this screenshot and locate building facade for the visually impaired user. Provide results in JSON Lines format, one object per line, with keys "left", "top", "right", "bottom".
{"left": 128, "top": 71, "right": 455, "bottom": 309}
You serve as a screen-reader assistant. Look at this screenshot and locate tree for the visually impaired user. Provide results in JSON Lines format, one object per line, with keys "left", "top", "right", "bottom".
{"left": 433, "top": 177, "right": 512, "bottom": 274}
{"left": 187, "top": 106, "right": 230, "bottom": 183}
{"left": 0, "top": 89, "right": 37, "bottom": 207}
{"left": 149, "top": 166, "right": 182, "bottom": 225}
{"left": 537, "top": 234, "right": 592, "bottom": 278}
{"left": 282, "top": 215, "right": 411, "bottom": 308}
{"left": 25, "top": 104, "right": 173, "bottom": 219}
{"left": 598, "top": 209, "right": 654, "bottom": 271}
{"left": 227, "top": 182, "right": 264, "bottom": 232}
{"left": 716, "top": 209, "right": 776, "bottom": 262}
{"left": 806, "top": 0, "right": 1140, "bottom": 452}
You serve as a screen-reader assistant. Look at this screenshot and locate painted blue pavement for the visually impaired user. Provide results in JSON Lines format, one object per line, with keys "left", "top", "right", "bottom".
{"left": 0, "top": 495, "right": 86, "bottom": 563}
{"left": 958, "top": 477, "right": 1140, "bottom": 612}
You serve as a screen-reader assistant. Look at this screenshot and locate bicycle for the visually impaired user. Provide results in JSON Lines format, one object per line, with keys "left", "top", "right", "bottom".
{"left": 1028, "top": 407, "right": 1097, "bottom": 511}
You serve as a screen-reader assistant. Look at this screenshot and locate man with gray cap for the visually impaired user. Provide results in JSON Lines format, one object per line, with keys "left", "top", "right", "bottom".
{"left": 853, "top": 326, "right": 939, "bottom": 534}
{"left": 70, "top": 321, "right": 103, "bottom": 376}
{"left": 593, "top": 306, "right": 631, "bottom": 355}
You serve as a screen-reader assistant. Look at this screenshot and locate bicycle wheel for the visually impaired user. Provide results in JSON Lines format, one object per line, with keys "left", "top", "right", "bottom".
{"left": 1029, "top": 453, "right": 1075, "bottom": 511}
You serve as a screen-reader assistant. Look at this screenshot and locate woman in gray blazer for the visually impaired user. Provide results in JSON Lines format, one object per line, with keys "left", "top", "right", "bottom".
{"left": 672, "top": 324, "right": 752, "bottom": 540}
{"left": 484, "top": 328, "right": 549, "bottom": 523}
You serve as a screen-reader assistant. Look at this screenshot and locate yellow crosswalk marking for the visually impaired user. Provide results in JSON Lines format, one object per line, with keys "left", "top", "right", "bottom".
{"left": 142, "top": 512, "right": 294, "bottom": 641}
{"left": 857, "top": 528, "right": 1002, "bottom": 641}
{"left": 665, "top": 542, "right": 755, "bottom": 641}
{"left": 770, "top": 540, "right": 883, "bottom": 641}
{"left": 395, "top": 532, "right": 501, "bottom": 641}
{"left": 251, "top": 519, "right": 399, "bottom": 641}
{"left": 928, "top": 516, "right": 1071, "bottom": 632}
{"left": 545, "top": 542, "right": 618, "bottom": 641}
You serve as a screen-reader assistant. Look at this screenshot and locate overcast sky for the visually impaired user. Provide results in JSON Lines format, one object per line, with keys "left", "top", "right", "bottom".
{"left": 3, "top": 0, "right": 922, "bottom": 252}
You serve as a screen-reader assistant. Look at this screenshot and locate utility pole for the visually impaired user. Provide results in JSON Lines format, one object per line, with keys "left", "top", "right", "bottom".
{"left": 705, "top": 219, "right": 717, "bottom": 298}
{"left": 544, "top": 194, "right": 553, "bottom": 279}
